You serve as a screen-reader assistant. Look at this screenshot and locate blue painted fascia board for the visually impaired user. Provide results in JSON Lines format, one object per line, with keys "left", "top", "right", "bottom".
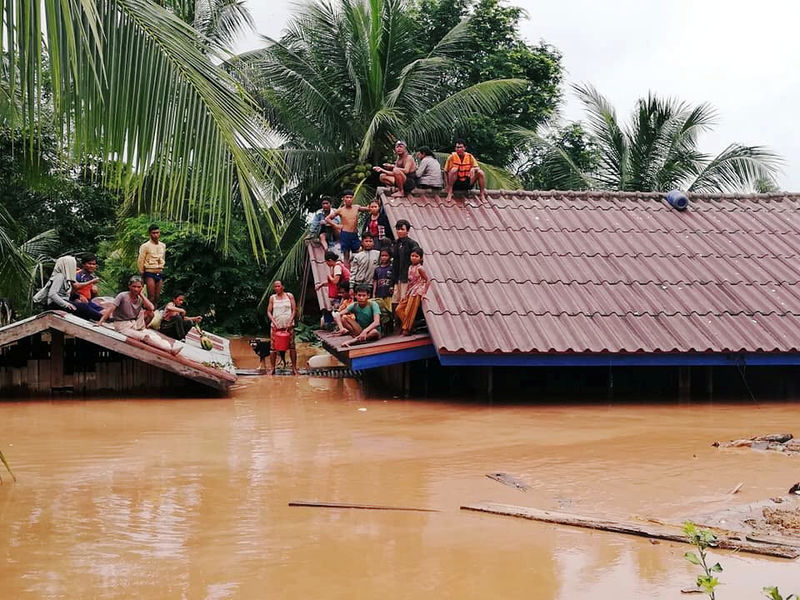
{"left": 438, "top": 352, "right": 800, "bottom": 367}
{"left": 350, "top": 344, "right": 438, "bottom": 370}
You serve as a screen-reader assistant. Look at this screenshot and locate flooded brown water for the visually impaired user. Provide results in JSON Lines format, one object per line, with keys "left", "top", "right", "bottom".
{"left": 1, "top": 341, "right": 799, "bottom": 598}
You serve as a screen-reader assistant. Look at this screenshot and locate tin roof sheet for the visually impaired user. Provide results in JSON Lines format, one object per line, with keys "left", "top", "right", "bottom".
{"left": 381, "top": 190, "right": 800, "bottom": 356}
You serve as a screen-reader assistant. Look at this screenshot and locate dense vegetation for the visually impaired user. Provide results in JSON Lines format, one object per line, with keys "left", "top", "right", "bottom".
{"left": 0, "top": 0, "right": 782, "bottom": 334}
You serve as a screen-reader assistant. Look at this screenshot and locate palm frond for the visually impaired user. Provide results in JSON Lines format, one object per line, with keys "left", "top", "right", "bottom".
{"left": 688, "top": 144, "right": 782, "bottom": 193}
{"left": 3, "top": 0, "right": 281, "bottom": 254}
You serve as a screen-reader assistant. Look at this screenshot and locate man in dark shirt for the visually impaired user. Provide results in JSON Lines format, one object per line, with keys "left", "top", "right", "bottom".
{"left": 390, "top": 219, "right": 419, "bottom": 313}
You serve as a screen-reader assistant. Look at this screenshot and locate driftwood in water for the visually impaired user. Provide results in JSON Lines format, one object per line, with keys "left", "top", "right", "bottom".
{"left": 486, "top": 472, "right": 530, "bottom": 492}
{"left": 713, "top": 433, "right": 800, "bottom": 455}
{"left": 289, "top": 500, "right": 439, "bottom": 512}
{"left": 460, "top": 502, "right": 800, "bottom": 559}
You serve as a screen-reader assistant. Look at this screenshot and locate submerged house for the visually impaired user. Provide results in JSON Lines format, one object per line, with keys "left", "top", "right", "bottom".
{"left": 312, "top": 189, "right": 800, "bottom": 396}
{"left": 0, "top": 311, "right": 236, "bottom": 395}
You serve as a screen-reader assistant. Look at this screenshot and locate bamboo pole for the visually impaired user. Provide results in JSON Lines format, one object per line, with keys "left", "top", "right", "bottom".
{"left": 461, "top": 502, "right": 799, "bottom": 559}
{"left": 289, "top": 500, "right": 439, "bottom": 513}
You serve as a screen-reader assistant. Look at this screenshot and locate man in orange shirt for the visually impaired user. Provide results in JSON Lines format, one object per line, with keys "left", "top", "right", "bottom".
{"left": 444, "top": 139, "right": 487, "bottom": 202}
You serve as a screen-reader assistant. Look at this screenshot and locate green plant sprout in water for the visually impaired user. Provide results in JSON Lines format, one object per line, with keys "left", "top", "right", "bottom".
{"left": 683, "top": 522, "right": 723, "bottom": 599}
{"left": 0, "top": 448, "right": 16, "bottom": 484}
{"left": 683, "top": 522, "right": 797, "bottom": 599}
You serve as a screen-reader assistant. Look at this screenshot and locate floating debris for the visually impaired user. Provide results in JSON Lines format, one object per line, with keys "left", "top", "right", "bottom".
{"left": 486, "top": 472, "right": 531, "bottom": 492}
{"left": 712, "top": 433, "right": 800, "bottom": 455}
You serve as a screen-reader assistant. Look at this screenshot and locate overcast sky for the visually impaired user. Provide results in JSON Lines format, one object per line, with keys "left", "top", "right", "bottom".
{"left": 237, "top": 0, "right": 800, "bottom": 190}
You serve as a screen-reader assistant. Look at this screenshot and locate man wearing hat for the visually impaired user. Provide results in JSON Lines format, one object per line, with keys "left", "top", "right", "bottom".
{"left": 373, "top": 140, "right": 417, "bottom": 198}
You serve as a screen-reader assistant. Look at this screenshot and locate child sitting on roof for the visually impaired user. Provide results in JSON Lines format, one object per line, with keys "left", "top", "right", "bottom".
{"left": 395, "top": 247, "right": 430, "bottom": 336}
{"left": 334, "top": 285, "right": 382, "bottom": 346}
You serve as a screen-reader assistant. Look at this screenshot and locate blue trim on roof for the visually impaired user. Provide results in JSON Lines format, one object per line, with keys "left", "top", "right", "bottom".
{"left": 438, "top": 352, "right": 800, "bottom": 367}
{"left": 350, "top": 344, "right": 438, "bottom": 370}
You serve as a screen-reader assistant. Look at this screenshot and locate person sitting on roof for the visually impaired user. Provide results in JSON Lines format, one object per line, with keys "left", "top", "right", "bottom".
{"left": 34, "top": 255, "right": 104, "bottom": 321}
{"left": 395, "top": 247, "right": 430, "bottom": 336}
{"left": 373, "top": 140, "right": 417, "bottom": 198}
{"left": 307, "top": 197, "right": 340, "bottom": 251}
{"left": 96, "top": 275, "right": 182, "bottom": 355}
{"left": 159, "top": 291, "right": 203, "bottom": 341}
{"left": 444, "top": 139, "right": 487, "bottom": 202}
{"left": 415, "top": 146, "right": 443, "bottom": 191}
{"left": 71, "top": 253, "right": 105, "bottom": 320}
{"left": 360, "top": 199, "right": 393, "bottom": 251}
{"left": 334, "top": 284, "right": 382, "bottom": 346}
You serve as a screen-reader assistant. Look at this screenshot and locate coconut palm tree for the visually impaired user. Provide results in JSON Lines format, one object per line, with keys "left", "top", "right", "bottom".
{"left": 521, "top": 84, "right": 781, "bottom": 193}
{"left": 236, "top": 0, "right": 526, "bottom": 279}
{"left": 1, "top": 0, "right": 279, "bottom": 253}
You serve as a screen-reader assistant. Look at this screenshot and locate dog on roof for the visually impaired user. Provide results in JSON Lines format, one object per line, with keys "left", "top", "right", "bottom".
{"left": 249, "top": 338, "right": 285, "bottom": 372}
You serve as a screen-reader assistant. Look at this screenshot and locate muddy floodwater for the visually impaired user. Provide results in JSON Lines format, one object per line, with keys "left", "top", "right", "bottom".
{"left": 1, "top": 343, "right": 799, "bottom": 598}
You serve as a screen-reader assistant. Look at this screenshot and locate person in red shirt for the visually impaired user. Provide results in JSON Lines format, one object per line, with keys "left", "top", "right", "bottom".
{"left": 444, "top": 139, "right": 487, "bottom": 202}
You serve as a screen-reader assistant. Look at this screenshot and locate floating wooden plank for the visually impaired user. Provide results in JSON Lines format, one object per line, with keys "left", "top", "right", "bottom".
{"left": 460, "top": 502, "right": 800, "bottom": 559}
{"left": 289, "top": 500, "right": 439, "bottom": 513}
{"left": 486, "top": 472, "right": 530, "bottom": 491}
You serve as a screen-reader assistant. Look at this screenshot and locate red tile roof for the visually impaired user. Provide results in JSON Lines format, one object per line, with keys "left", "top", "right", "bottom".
{"left": 381, "top": 190, "right": 800, "bottom": 356}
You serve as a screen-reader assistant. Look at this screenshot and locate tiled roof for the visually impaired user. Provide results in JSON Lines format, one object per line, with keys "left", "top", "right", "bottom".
{"left": 381, "top": 190, "right": 800, "bottom": 356}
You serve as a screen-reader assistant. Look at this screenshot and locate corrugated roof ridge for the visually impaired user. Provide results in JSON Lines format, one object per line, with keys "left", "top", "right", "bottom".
{"left": 425, "top": 308, "right": 800, "bottom": 317}
{"left": 432, "top": 277, "right": 800, "bottom": 285}
{"left": 395, "top": 189, "right": 800, "bottom": 201}
{"left": 419, "top": 224, "right": 798, "bottom": 234}
{"left": 428, "top": 249, "right": 796, "bottom": 259}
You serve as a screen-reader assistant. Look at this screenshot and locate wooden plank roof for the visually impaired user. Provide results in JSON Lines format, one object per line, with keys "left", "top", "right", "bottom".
{"left": 0, "top": 311, "right": 236, "bottom": 391}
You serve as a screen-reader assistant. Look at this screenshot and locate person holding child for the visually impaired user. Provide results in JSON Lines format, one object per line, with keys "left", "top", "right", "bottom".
{"left": 395, "top": 247, "right": 430, "bottom": 336}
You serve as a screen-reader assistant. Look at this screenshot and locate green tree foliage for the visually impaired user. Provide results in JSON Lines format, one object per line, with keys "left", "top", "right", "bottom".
{"left": 411, "top": 0, "right": 563, "bottom": 167}
{"left": 520, "top": 84, "right": 781, "bottom": 193}
{"left": 98, "top": 216, "right": 271, "bottom": 334}
{"left": 518, "top": 122, "right": 599, "bottom": 190}
{"left": 1, "top": 0, "right": 279, "bottom": 253}
{"left": 0, "top": 128, "right": 121, "bottom": 259}
{"left": 239, "top": 0, "right": 526, "bottom": 206}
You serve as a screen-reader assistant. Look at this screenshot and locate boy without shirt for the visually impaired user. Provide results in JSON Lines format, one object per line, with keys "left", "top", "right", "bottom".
{"left": 325, "top": 190, "right": 364, "bottom": 266}
{"left": 138, "top": 224, "right": 166, "bottom": 306}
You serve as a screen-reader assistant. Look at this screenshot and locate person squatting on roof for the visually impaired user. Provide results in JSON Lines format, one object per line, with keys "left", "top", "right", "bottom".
{"left": 34, "top": 256, "right": 104, "bottom": 321}
{"left": 415, "top": 146, "right": 443, "bottom": 191}
{"left": 138, "top": 224, "right": 166, "bottom": 306}
{"left": 334, "top": 284, "right": 382, "bottom": 347}
{"left": 266, "top": 280, "right": 298, "bottom": 375}
{"left": 373, "top": 140, "right": 417, "bottom": 198}
{"left": 96, "top": 275, "right": 183, "bottom": 355}
{"left": 444, "top": 139, "right": 487, "bottom": 202}
{"left": 308, "top": 197, "right": 340, "bottom": 251}
{"left": 395, "top": 246, "right": 430, "bottom": 336}
{"left": 159, "top": 291, "right": 203, "bottom": 341}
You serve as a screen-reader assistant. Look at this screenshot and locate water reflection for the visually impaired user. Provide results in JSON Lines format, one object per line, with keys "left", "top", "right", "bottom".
{"left": 0, "top": 346, "right": 798, "bottom": 598}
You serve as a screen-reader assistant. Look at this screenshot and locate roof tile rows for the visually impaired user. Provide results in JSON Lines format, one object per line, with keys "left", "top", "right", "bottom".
{"left": 382, "top": 190, "right": 800, "bottom": 356}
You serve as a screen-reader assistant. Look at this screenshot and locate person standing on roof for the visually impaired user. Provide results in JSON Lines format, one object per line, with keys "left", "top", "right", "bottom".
{"left": 444, "top": 139, "right": 487, "bottom": 202}
{"left": 307, "top": 197, "right": 340, "bottom": 251}
{"left": 325, "top": 190, "right": 362, "bottom": 267}
{"left": 390, "top": 219, "right": 420, "bottom": 317}
{"left": 415, "top": 146, "right": 443, "bottom": 191}
{"left": 138, "top": 224, "right": 166, "bottom": 307}
{"left": 360, "top": 199, "right": 393, "bottom": 251}
{"left": 373, "top": 140, "right": 417, "bottom": 198}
